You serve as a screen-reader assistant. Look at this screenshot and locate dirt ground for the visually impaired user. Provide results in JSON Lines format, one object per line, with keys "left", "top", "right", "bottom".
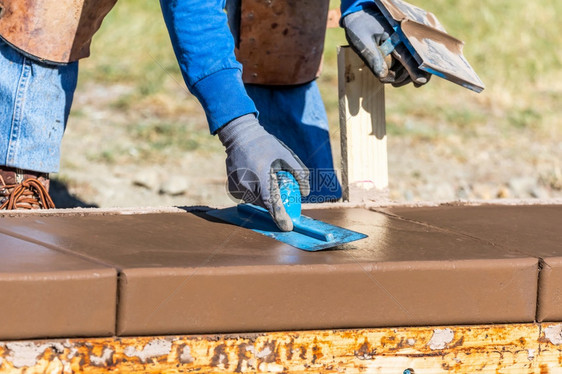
{"left": 51, "top": 80, "right": 562, "bottom": 209}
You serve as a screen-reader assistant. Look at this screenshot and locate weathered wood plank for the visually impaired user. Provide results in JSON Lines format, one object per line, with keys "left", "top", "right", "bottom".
{"left": 2, "top": 324, "right": 562, "bottom": 373}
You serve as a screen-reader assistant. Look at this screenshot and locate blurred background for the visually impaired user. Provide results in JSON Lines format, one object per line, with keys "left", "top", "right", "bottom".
{"left": 52, "top": 0, "right": 562, "bottom": 208}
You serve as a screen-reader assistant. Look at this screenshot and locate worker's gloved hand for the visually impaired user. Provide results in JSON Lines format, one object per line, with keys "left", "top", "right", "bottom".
{"left": 342, "top": 7, "right": 431, "bottom": 87}
{"left": 218, "top": 114, "right": 310, "bottom": 232}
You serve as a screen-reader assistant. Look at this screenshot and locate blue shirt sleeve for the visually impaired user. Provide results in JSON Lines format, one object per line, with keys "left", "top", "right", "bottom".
{"left": 341, "top": 0, "right": 376, "bottom": 17}
{"left": 159, "top": 0, "right": 257, "bottom": 134}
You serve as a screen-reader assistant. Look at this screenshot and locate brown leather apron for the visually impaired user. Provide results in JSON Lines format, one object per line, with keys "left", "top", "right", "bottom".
{"left": 235, "top": 0, "right": 330, "bottom": 86}
{"left": 0, "top": 0, "right": 117, "bottom": 64}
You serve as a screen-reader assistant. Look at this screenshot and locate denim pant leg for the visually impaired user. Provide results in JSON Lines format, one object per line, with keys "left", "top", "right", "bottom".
{"left": 0, "top": 39, "right": 78, "bottom": 173}
{"left": 245, "top": 81, "right": 342, "bottom": 202}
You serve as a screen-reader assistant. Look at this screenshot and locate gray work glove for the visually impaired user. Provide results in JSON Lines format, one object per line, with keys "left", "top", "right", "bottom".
{"left": 218, "top": 114, "right": 310, "bottom": 232}
{"left": 342, "top": 8, "right": 431, "bottom": 87}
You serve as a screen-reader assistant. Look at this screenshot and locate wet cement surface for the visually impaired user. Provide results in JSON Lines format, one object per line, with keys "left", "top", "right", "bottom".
{"left": 385, "top": 205, "right": 562, "bottom": 257}
{"left": 0, "top": 206, "right": 544, "bottom": 337}
{"left": 385, "top": 204, "right": 562, "bottom": 322}
{"left": 0, "top": 208, "right": 537, "bottom": 267}
{"left": 0, "top": 233, "right": 116, "bottom": 340}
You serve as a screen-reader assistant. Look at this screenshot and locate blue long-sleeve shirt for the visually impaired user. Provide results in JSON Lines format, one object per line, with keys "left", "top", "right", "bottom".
{"left": 341, "top": 0, "right": 375, "bottom": 17}
{"left": 159, "top": 0, "right": 371, "bottom": 134}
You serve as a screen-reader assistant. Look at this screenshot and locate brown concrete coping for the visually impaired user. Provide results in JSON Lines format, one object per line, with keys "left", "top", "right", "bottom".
{"left": 384, "top": 205, "right": 562, "bottom": 322}
{"left": 0, "top": 233, "right": 117, "bottom": 340}
{"left": 0, "top": 207, "right": 538, "bottom": 336}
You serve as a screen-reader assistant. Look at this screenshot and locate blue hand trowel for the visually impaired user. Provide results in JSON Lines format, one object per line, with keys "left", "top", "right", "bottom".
{"left": 206, "top": 172, "right": 367, "bottom": 251}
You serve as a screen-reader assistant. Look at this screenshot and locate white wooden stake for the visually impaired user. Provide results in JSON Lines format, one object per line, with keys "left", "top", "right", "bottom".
{"left": 338, "top": 46, "right": 388, "bottom": 202}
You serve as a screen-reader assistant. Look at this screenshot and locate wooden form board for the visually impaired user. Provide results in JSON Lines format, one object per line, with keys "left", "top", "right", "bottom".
{"left": 338, "top": 46, "right": 388, "bottom": 202}
{"left": 2, "top": 323, "right": 562, "bottom": 373}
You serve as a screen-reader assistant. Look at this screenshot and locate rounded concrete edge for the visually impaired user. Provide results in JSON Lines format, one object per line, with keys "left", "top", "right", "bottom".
{"left": 1, "top": 198, "right": 561, "bottom": 217}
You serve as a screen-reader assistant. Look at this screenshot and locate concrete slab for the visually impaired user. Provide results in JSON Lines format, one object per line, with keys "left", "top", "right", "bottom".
{"left": 0, "top": 233, "right": 117, "bottom": 340}
{"left": 385, "top": 205, "right": 562, "bottom": 322}
{"left": 0, "top": 207, "right": 538, "bottom": 336}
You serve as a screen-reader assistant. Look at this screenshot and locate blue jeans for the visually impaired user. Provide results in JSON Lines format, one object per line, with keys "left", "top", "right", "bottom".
{"left": 0, "top": 39, "right": 78, "bottom": 173}
{"left": 246, "top": 82, "right": 342, "bottom": 202}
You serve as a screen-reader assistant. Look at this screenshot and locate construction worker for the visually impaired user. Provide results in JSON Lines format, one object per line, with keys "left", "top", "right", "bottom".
{"left": 222, "top": 0, "right": 429, "bottom": 205}
{"left": 0, "top": 0, "right": 426, "bottom": 231}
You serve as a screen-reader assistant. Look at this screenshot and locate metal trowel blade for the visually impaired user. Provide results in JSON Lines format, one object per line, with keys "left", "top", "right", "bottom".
{"left": 206, "top": 205, "right": 367, "bottom": 251}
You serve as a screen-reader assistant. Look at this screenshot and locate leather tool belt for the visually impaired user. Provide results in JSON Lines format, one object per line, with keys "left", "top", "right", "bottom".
{"left": 0, "top": 0, "right": 117, "bottom": 64}
{"left": 235, "top": 0, "right": 330, "bottom": 86}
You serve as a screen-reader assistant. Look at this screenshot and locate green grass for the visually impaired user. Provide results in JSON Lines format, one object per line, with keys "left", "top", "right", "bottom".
{"left": 74, "top": 0, "right": 562, "bottom": 156}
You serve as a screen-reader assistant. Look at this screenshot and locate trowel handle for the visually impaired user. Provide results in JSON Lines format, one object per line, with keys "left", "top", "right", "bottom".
{"left": 276, "top": 171, "right": 302, "bottom": 221}
{"left": 278, "top": 171, "right": 334, "bottom": 241}
{"left": 238, "top": 172, "right": 334, "bottom": 242}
